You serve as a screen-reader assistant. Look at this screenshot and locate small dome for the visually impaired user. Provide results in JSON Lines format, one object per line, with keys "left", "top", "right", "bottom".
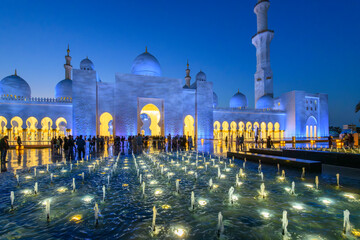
{"left": 229, "top": 90, "right": 247, "bottom": 108}
{"left": 0, "top": 74, "right": 31, "bottom": 98}
{"left": 213, "top": 92, "right": 218, "bottom": 108}
{"left": 196, "top": 71, "right": 206, "bottom": 81}
{"left": 55, "top": 79, "right": 72, "bottom": 99}
{"left": 256, "top": 94, "right": 274, "bottom": 109}
{"left": 131, "top": 50, "right": 162, "bottom": 77}
{"left": 80, "top": 58, "right": 95, "bottom": 70}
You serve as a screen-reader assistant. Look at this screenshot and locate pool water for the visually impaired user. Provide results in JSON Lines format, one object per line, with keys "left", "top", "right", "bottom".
{"left": 0, "top": 151, "right": 359, "bottom": 239}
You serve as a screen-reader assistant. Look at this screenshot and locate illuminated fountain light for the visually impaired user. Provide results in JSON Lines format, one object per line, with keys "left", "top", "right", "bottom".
{"left": 188, "top": 171, "right": 194, "bottom": 175}
{"left": 103, "top": 167, "right": 110, "bottom": 171}
{"left": 123, "top": 167, "right": 130, "bottom": 170}
{"left": 141, "top": 165, "right": 147, "bottom": 169}
{"left": 231, "top": 195, "right": 239, "bottom": 202}
{"left": 213, "top": 184, "right": 219, "bottom": 189}
{"left": 260, "top": 211, "right": 271, "bottom": 219}
{"left": 154, "top": 189, "right": 163, "bottom": 196}
{"left": 304, "top": 184, "right": 314, "bottom": 189}
{"left": 285, "top": 187, "right": 291, "bottom": 192}
{"left": 168, "top": 172, "right": 175, "bottom": 177}
{"left": 319, "top": 198, "right": 333, "bottom": 205}
{"left": 173, "top": 227, "right": 187, "bottom": 238}
{"left": 225, "top": 168, "right": 231, "bottom": 172}
{"left": 150, "top": 180, "right": 158, "bottom": 185}
{"left": 292, "top": 203, "right": 305, "bottom": 211}
{"left": 21, "top": 189, "right": 32, "bottom": 195}
{"left": 61, "top": 169, "right": 68, "bottom": 173}
{"left": 82, "top": 195, "right": 94, "bottom": 203}
{"left": 25, "top": 176, "right": 32, "bottom": 180}
{"left": 39, "top": 170, "right": 45, "bottom": 174}
{"left": 161, "top": 204, "right": 171, "bottom": 209}
{"left": 197, "top": 166, "right": 204, "bottom": 169}
{"left": 122, "top": 183, "right": 129, "bottom": 187}
{"left": 220, "top": 174, "right": 226, "bottom": 179}
{"left": 56, "top": 187, "right": 68, "bottom": 193}
{"left": 40, "top": 198, "right": 52, "bottom": 206}
{"left": 343, "top": 193, "right": 356, "bottom": 200}
{"left": 198, "top": 199, "right": 207, "bottom": 206}
{"left": 146, "top": 174, "right": 153, "bottom": 178}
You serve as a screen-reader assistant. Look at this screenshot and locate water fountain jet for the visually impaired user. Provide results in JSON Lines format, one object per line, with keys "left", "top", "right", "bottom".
{"left": 282, "top": 210, "right": 288, "bottom": 236}
{"left": 10, "top": 191, "right": 14, "bottom": 210}
{"left": 343, "top": 209, "right": 351, "bottom": 235}
{"left": 217, "top": 212, "right": 224, "bottom": 237}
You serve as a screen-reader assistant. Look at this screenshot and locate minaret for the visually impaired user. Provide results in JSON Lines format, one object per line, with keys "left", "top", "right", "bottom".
{"left": 64, "top": 44, "right": 72, "bottom": 80}
{"left": 252, "top": 0, "right": 274, "bottom": 105}
{"left": 185, "top": 60, "right": 191, "bottom": 87}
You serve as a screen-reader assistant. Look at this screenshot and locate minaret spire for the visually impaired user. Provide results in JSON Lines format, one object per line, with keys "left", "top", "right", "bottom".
{"left": 64, "top": 45, "right": 72, "bottom": 80}
{"left": 185, "top": 60, "right": 191, "bottom": 87}
{"left": 252, "top": 0, "right": 274, "bottom": 105}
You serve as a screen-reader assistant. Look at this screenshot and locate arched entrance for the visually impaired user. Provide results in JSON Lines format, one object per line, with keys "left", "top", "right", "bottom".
{"left": 41, "top": 117, "right": 53, "bottom": 141}
{"left": 26, "top": 117, "right": 38, "bottom": 141}
{"left": 184, "top": 115, "right": 195, "bottom": 140}
{"left": 56, "top": 117, "right": 67, "bottom": 137}
{"left": 100, "top": 112, "right": 113, "bottom": 137}
{"left": 0, "top": 116, "right": 7, "bottom": 136}
{"left": 222, "top": 121, "right": 229, "bottom": 141}
{"left": 214, "top": 121, "right": 221, "bottom": 140}
{"left": 140, "top": 104, "right": 161, "bottom": 136}
{"left": 11, "top": 116, "right": 23, "bottom": 141}
{"left": 306, "top": 116, "right": 317, "bottom": 138}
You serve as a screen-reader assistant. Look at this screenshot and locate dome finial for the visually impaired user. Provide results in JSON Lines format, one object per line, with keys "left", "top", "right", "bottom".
{"left": 238, "top": 89, "right": 239, "bottom": 93}
{"left": 187, "top": 59, "right": 189, "bottom": 69}
{"left": 67, "top": 44, "right": 70, "bottom": 56}
{"left": 14, "top": 69, "right": 17, "bottom": 76}
{"left": 145, "top": 46, "right": 148, "bottom": 53}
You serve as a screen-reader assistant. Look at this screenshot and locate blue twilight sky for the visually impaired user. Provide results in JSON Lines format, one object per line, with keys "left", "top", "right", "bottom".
{"left": 0, "top": 0, "right": 359, "bottom": 126}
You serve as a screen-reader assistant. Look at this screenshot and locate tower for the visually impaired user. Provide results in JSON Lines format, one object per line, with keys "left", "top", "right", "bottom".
{"left": 252, "top": 0, "right": 274, "bottom": 105}
{"left": 64, "top": 44, "right": 72, "bottom": 80}
{"left": 185, "top": 60, "right": 191, "bottom": 87}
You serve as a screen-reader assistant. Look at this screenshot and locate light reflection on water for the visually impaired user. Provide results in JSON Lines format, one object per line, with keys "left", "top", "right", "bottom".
{"left": 0, "top": 143, "right": 359, "bottom": 239}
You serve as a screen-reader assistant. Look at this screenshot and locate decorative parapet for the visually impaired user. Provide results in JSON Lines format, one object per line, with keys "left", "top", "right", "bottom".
{"left": 214, "top": 107, "right": 285, "bottom": 114}
{"left": 0, "top": 95, "right": 72, "bottom": 104}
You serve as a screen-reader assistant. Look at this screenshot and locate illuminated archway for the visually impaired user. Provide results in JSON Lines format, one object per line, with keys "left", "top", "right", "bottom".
{"left": 26, "top": 117, "right": 38, "bottom": 141}
{"left": 11, "top": 116, "right": 23, "bottom": 141}
{"left": 306, "top": 116, "right": 317, "bottom": 138}
{"left": 260, "top": 122, "right": 267, "bottom": 140}
{"left": 184, "top": 115, "right": 195, "bottom": 140}
{"left": 274, "top": 122, "right": 280, "bottom": 140}
{"left": 246, "top": 122, "right": 252, "bottom": 139}
{"left": 56, "top": 117, "right": 67, "bottom": 137}
{"left": 41, "top": 117, "right": 53, "bottom": 141}
{"left": 230, "top": 121, "right": 237, "bottom": 142}
{"left": 140, "top": 104, "right": 161, "bottom": 136}
{"left": 267, "top": 122, "right": 274, "bottom": 139}
{"left": 100, "top": 112, "right": 113, "bottom": 137}
{"left": 222, "top": 121, "right": 229, "bottom": 141}
{"left": 0, "top": 116, "right": 7, "bottom": 135}
{"left": 253, "top": 122, "right": 260, "bottom": 138}
{"left": 239, "top": 122, "right": 245, "bottom": 137}
{"left": 214, "top": 121, "right": 221, "bottom": 139}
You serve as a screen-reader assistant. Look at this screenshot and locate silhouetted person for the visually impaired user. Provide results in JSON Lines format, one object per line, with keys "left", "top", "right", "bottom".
{"left": 76, "top": 135, "right": 86, "bottom": 160}
{"left": 0, "top": 136, "right": 10, "bottom": 162}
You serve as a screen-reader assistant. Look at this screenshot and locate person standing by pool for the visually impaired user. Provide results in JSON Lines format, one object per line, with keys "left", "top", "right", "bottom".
{"left": 76, "top": 135, "right": 86, "bottom": 160}
{"left": 0, "top": 136, "right": 9, "bottom": 162}
{"left": 17, "top": 136, "right": 22, "bottom": 150}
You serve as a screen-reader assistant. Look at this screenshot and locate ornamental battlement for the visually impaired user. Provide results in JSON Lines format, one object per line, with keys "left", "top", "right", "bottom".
{"left": 0, "top": 95, "right": 72, "bottom": 104}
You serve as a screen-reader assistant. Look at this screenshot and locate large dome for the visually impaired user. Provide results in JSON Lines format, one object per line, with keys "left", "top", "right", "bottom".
{"left": 230, "top": 90, "right": 247, "bottom": 108}
{"left": 213, "top": 91, "right": 218, "bottom": 108}
{"left": 80, "top": 58, "right": 95, "bottom": 70}
{"left": 131, "top": 50, "right": 162, "bottom": 77}
{"left": 256, "top": 94, "right": 274, "bottom": 109}
{"left": 55, "top": 79, "right": 72, "bottom": 99}
{"left": 196, "top": 71, "right": 206, "bottom": 81}
{"left": 0, "top": 74, "right": 31, "bottom": 98}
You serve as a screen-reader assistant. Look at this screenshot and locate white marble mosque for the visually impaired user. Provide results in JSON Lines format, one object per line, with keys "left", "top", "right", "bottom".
{"left": 0, "top": 0, "right": 328, "bottom": 143}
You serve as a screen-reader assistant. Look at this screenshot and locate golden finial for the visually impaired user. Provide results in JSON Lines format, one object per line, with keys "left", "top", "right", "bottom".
{"left": 145, "top": 46, "right": 148, "bottom": 53}
{"left": 238, "top": 89, "right": 239, "bottom": 93}
{"left": 67, "top": 44, "right": 70, "bottom": 56}
{"left": 14, "top": 69, "right": 17, "bottom": 76}
{"left": 187, "top": 59, "right": 189, "bottom": 69}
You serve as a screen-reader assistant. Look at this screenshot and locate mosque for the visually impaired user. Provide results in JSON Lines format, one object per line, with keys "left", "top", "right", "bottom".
{"left": 0, "top": 0, "right": 328, "bottom": 144}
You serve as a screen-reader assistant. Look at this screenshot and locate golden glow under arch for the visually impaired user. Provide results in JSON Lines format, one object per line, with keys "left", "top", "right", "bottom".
{"left": 100, "top": 112, "right": 113, "bottom": 137}
{"left": 140, "top": 104, "right": 161, "bottom": 136}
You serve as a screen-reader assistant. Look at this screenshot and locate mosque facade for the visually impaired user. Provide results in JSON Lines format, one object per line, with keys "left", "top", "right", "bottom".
{"left": 0, "top": 0, "right": 328, "bottom": 143}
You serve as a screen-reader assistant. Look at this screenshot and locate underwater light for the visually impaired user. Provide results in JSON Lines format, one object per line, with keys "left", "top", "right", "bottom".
{"left": 56, "top": 187, "right": 68, "bottom": 193}
{"left": 213, "top": 184, "right": 219, "bottom": 189}
{"left": 70, "top": 214, "right": 82, "bottom": 222}
{"left": 188, "top": 171, "right": 194, "bottom": 175}
{"left": 41, "top": 198, "right": 52, "bottom": 205}
{"left": 198, "top": 200, "right": 207, "bottom": 206}
{"left": 344, "top": 193, "right": 355, "bottom": 199}
{"left": 82, "top": 195, "right": 94, "bottom": 203}
{"left": 305, "top": 184, "right": 314, "bottom": 188}
{"left": 285, "top": 187, "right": 291, "bottom": 192}
{"left": 150, "top": 180, "right": 157, "bottom": 185}
{"left": 232, "top": 195, "right": 239, "bottom": 201}
{"left": 197, "top": 166, "right": 204, "bottom": 169}
{"left": 25, "top": 176, "right": 32, "bottom": 179}
{"left": 61, "top": 169, "right": 68, "bottom": 173}
{"left": 168, "top": 172, "right": 175, "bottom": 176}
{"left": 122, "top": 184, "right": 129, "bottom": 187}
{"left": 260, "top": 211, "right": 270, "bottom": 219}
{"left": 321, "top": 198, "right": 332, "bottom": 205}
{"left": 146, "top": 174, "right": 152, "bottom": 178}
{"left": 162, "top": 204, "right": 171, "bottom": 209}
{"left": 154, "top": 189, "right": 163, "bottom": 195}
{"left": 104, "top": 167, "right": 110, "bottom": 171}
{"left": 123, "top": 167, "right": 129, "bottom": 169}
{"left": 22, "top": 189, "right": 32, "bottom": 195}
{"left": 220, "top": 174, "right": 226, "bottom": 179}
{"left": 39, "top": 170, "right": 45, "bottom": 174}
{"left": 174, "top": 228, "right": 185, "bottom": 237}
{"left": 278, "top": 176, "right": 285, "bottom": 181}
{"left": 292, "top": 203, "right": 304, "bottom": 210}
